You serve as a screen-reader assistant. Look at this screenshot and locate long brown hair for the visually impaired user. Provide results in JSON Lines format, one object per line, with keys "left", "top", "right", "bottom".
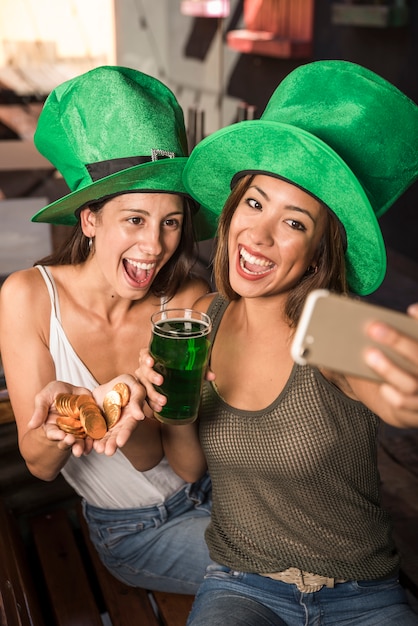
{"left": 214, "top": 175, "right": 348, "bottom": 326}
{"left": 35, "top": 195, "right": 199, "bottom": 301}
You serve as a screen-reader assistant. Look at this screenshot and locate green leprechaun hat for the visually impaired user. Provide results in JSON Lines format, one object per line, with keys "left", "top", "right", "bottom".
{"left": 182, "top": 60, "right": 418, "bottom": 294}
{"left": 31, "top": 65, "right": 217, "bottom": 241}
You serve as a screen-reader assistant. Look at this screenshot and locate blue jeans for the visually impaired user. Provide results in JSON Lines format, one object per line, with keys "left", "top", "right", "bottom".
{"left": 82, "top": 473, "right": 213, "bottom": 594}
{"left": 187, "top": 564, "right": 418, "bottom": 626}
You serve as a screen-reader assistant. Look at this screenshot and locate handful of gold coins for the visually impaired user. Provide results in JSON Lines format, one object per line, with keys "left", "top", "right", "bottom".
{"left": 55, "top": 382, "right": 130, "bottom": 440}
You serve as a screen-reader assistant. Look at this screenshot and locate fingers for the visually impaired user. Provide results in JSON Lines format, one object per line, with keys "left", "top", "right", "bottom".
{"left": 365, "top": 346, "right": 418, "bottom": 394}
{"left": 365, "top": 313, "right": 418, "bottom": 427}
{"left": 365, "top": 320, "right": 418, "bottom": 391}
{"left": 127, "top": 382, "right": 147, "bottom": 416}
{"left": 28, "top": 381, "right": 91, "bottom": 429}
{"left": 92, "top": 417, "right": 137, "bottom": 455}
{"left": 135, "top": 351, "right": 167, "bottom": 411}
{"left": 92, "top": 400, "right": 145, "bottom": 455}
{"left": 136, "top": 352, "right": 162, "bottom": 385}
{"left": 92, "top": 374, "right": 144, "bottom": 408}
{"left": 71, "top": 438, "right": 92, "bottom": 457}
{"left": 205, "top": 368, "right": 216, "bottom": 382}
{"left": 378, "top": 382, "right": 418, "bottom": 412}
{"left": 28, "top": 405, "right": 51, "bottom": 430}
{"left": 114, "top": 416, "right": 141, "bottom": 450}
{"left": 44, "top": 422, "right": 69, "bottom": 441}
{"left": 57, "top": 439, "right": 74, "bottom": 453}
{"left": 44, "top": 425, "right": 84, "bottom": 454}
{"left": 29, "top": 382, "right": 60, "bottom": 429}
{"left": 407, "top": 302, "right": 418, "bottom": 319}
{"left": 144, "top": 395, "right": 166, "bottom": 415}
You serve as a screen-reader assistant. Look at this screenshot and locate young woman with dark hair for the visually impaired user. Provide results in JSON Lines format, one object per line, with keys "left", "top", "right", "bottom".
{"left": 0, "top": 65, "right": 218, "bottom": 595}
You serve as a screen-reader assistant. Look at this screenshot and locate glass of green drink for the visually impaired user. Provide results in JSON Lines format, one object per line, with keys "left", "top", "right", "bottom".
{"left": 150, "top": 308, "right": 212, "bottom": 425}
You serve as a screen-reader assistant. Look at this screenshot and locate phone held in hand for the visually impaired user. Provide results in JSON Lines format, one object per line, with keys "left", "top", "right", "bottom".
{"left": 291, "top": 289, "right": 418, "bottom": 382}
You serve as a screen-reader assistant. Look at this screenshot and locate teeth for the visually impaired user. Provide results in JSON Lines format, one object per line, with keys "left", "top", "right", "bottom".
{"left": 240, "top": 247, "right": 273, "bottom": 269}
{"left": 125, "top": 259, "right": 156, "bottom": 270}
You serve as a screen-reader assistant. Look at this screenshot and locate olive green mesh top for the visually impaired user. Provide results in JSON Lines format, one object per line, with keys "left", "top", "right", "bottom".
{"left": 199, "top": 295, "right": 399, "bottom": 580}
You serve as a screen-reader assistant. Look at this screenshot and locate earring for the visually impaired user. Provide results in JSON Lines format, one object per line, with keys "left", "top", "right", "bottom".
{"left": 88, "top": 237, "right": 93, "bottom": 250}
{"left": 307, "top": 265, "right": 318, "bottom": 275}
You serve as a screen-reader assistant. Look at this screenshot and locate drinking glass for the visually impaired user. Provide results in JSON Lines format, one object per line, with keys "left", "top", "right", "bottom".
{"left": 150, "top": 308, "right": 212, "bottom": 424}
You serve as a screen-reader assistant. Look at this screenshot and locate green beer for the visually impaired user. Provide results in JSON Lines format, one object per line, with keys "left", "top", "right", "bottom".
{"left": 150, "top": 309, "right": 212, "bottom": 424}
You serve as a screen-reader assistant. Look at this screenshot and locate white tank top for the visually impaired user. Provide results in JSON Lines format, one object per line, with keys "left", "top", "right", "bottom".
{"left": 36, "top": 265, "right": 185, "bottom": 509}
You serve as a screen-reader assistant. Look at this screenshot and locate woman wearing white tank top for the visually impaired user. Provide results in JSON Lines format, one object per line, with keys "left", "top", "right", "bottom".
{"left": 0, "top": 66, "right": 217, "bottom": 594}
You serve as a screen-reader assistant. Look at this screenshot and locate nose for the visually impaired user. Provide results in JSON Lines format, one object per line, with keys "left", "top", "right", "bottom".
{"left": 249, "top": 214, "right": 275, "bottom": 247}
{"left": 140, "top": 224, "right": 163, "bottom": 256}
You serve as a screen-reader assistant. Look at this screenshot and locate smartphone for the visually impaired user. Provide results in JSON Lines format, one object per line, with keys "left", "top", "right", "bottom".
{"left": 291, "top": 289, "right": 418, "bottom": 381}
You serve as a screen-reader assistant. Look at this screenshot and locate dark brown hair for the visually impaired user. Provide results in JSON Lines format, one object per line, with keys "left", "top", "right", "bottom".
{"left": 214, "top": 175, "right": 348, "bottom": 326}
{"left": 35, "top": 195, "right": 199, "bottom": 301}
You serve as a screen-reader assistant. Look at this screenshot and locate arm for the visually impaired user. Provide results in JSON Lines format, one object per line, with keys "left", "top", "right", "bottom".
{"left": 135, "top": 292, "right": 217, "bottom": 481}
{"left": 135, "top": 348, "right": 208, "bottom": 481}
{"left": 344, "top": 302, "right": 418, "bottom": 428}
{"left": 0, "top": 270, "right": 83, "bottom": 480}
{"left": 161, "top": 422, "right": 207, "bottom": 483}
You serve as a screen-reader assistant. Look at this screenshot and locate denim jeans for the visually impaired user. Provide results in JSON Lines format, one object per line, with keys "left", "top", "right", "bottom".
{"left": 82, "top": 472, "right": 212, "bottom": 594}
{"left": 186, "top": 564, "right": 418, "bottom": 626}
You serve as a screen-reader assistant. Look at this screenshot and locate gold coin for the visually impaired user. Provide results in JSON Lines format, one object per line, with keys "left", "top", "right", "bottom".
{"left": 103, "top": 390, "right": 122, "bottom": 429}
{"left": 104, "top": 403, "right": 121, "bottom": 429}
{"left": 56, "top": 393, "right": 80, "bottom": 417}
{"left": 112, "top": 382, "right": 130, "bottom": 407}
{"left": 78, "top": 404, "right": 99, "bottom": 428}
{"left": 77, "top": 400, "right": 100, "bottom": 415}
{"left": 76, "top": 394, "right": 95, "bottom": 410}
{"left": 103, "top": 403, "right": 121, "bottom": 429}
{"left": 55, "top": 393, "right": 76, "bottom": 416}
{"left": 56, "top": 393, "right": 113, "bottom": 440}
{"left": 79, "top": 406, "right": 108, "bottom": 439}
{"left": 56, "top": 416, "right": 86, "bottom": 438}
{"left": 68, "top": 394, "right": 79, "bottom": 416}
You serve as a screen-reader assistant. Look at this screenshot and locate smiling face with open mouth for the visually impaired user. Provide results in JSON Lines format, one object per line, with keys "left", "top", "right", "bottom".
{"left": 84, "top": 192, "right": 184, "bottom": 299}
{"left": 123, "top": 257, "right": 158, "bottom": 290}
{"left": 228, "top": 175, "right": 327, "bottom": 299}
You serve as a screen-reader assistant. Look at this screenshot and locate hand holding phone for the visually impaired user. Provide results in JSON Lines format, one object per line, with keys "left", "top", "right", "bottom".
{"left": 291, "top": 290, "right": 418, "bottom": 382}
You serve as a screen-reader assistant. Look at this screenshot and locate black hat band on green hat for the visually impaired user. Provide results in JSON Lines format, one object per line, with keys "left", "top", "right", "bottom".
{"left": 30, "top": 65, "right": 218, "bottom": 241}
{"left": 86, "top": 151, "right": 175, "bottom": 182}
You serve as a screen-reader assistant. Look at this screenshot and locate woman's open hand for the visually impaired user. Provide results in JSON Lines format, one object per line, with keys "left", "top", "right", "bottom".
{"left": 92, "top": 374, "right": 147, "bottom": 455}
{"left": 364, "top": 302, "right": 418, "bottom": 427}
{"left": 28, "top": 380, "right": 94, "bottom": 457}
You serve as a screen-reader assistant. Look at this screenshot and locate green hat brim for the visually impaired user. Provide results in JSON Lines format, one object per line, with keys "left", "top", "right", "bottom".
{"left": 183, "top": 121, "right": 386, "bottom": 295}
{"left": 31, "top": 157, "right": 218, "bottom": 241}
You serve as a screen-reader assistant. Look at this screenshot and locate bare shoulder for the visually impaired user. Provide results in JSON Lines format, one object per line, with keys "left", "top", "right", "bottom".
{"left": 0, "top": 268, "right": 54, "bottom": 341}
{"left": 0, "top": 267, "right": 44, "bottom": 306}
{"left": 170, "top": 275, "right": 211, "bottom": 308}
{"left": 193, "top": 291, "right": 219, "bottom": 314}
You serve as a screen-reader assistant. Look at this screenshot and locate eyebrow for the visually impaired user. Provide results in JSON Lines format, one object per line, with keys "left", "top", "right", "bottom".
{"left": 121, "top": 208, "right": 184, "bottom": 217}
{"left": 249, "top": 185, "right": 318, "bottom": 224}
